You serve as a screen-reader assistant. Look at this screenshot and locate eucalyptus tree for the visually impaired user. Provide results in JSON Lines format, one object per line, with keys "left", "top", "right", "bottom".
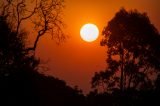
{"left": 92, "top": 8, "right": 160, "bottom": 93}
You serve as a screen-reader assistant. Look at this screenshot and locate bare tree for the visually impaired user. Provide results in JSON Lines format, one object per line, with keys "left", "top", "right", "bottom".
{"left": 0, "top": 0, "right": 66, "bottom": 52}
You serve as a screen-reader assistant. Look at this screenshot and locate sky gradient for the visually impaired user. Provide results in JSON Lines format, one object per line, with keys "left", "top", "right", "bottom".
{"left": 36, "top": 0, "right": 160, "bottom": 93}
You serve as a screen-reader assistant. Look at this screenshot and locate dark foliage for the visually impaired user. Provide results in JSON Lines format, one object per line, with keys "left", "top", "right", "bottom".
{"left": 90, "top": 8, "right": 160, "bottom": 106}
{"left": 0, "top": 16, "right": 85, "bottom": 106}
{"left": 92, "top": 8, "right": 160, "bottom": 92}
{"left": 0, "top": 69, "right": 86, "bottom": 106}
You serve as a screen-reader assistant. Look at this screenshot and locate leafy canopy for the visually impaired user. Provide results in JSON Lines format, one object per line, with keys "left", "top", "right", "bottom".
{"left": 92, "top": 8, "right": 160, "bottom": 93}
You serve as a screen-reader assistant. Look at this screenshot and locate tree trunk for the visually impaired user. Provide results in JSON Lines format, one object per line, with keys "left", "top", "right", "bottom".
{"left": 120, "top": 42, "right": 124, "bottom": 91}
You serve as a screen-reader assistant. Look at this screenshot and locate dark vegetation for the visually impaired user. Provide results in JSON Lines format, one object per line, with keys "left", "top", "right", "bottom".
{"left": 0, "top": 0, "right": 160, "bottom": 105}
{"left": 90, "top": 8, "right": 160, "bottom": 106}
{"left": 0, "top": 16, "right": 85, "bottom": 106}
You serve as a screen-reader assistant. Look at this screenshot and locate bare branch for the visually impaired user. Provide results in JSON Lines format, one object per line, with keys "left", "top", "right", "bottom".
{"left": 0, "top": 0, "right": 65, "bottom": 53}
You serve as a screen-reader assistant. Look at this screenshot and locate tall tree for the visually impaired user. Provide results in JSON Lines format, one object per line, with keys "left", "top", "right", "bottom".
{"left": 92, "top": 8, "right": 160, "bottom": 93}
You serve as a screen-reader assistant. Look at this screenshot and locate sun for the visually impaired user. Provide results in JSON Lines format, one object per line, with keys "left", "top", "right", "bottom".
{"left": 80, "top": 23, "right": 99, "bottom": 42}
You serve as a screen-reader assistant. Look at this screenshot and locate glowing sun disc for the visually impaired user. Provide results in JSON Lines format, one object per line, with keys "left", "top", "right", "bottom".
{"left": 80, "top": 23, "right": 99, "bottom": 42}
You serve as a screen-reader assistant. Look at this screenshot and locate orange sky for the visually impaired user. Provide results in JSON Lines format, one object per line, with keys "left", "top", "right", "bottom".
{"left": 36, "top": 0, "right": 160, "bottom": 94}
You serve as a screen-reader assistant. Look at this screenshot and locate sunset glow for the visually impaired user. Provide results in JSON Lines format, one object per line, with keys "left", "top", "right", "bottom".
{"left": 0, "top": 0, "right": 160, "bottom": 104}
{"left": 28, "top": 0, "right": 160, "bottom": 94}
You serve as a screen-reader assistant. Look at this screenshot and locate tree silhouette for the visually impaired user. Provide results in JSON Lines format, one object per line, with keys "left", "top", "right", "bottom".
{"left": 92, "top": 8, "right": 160, "bottom": 93}
{"left": 0, "top": 1, "right": 86, "bottom": 105}
{"left": 0, "top": 15, "right": 39, "bottom": 105}
{"left": 0, "top": 15, "right": 86, "bottom": 106}
{"left": 0, "top": 0, "right": 66, "bottom": 52}
{"left": 0, "top": 16, "right": 39, "bottom": 78}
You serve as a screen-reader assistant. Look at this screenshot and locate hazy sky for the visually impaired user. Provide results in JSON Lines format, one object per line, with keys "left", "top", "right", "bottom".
{"left": 36, "top": 0, "right": 160, "bottom": 93}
